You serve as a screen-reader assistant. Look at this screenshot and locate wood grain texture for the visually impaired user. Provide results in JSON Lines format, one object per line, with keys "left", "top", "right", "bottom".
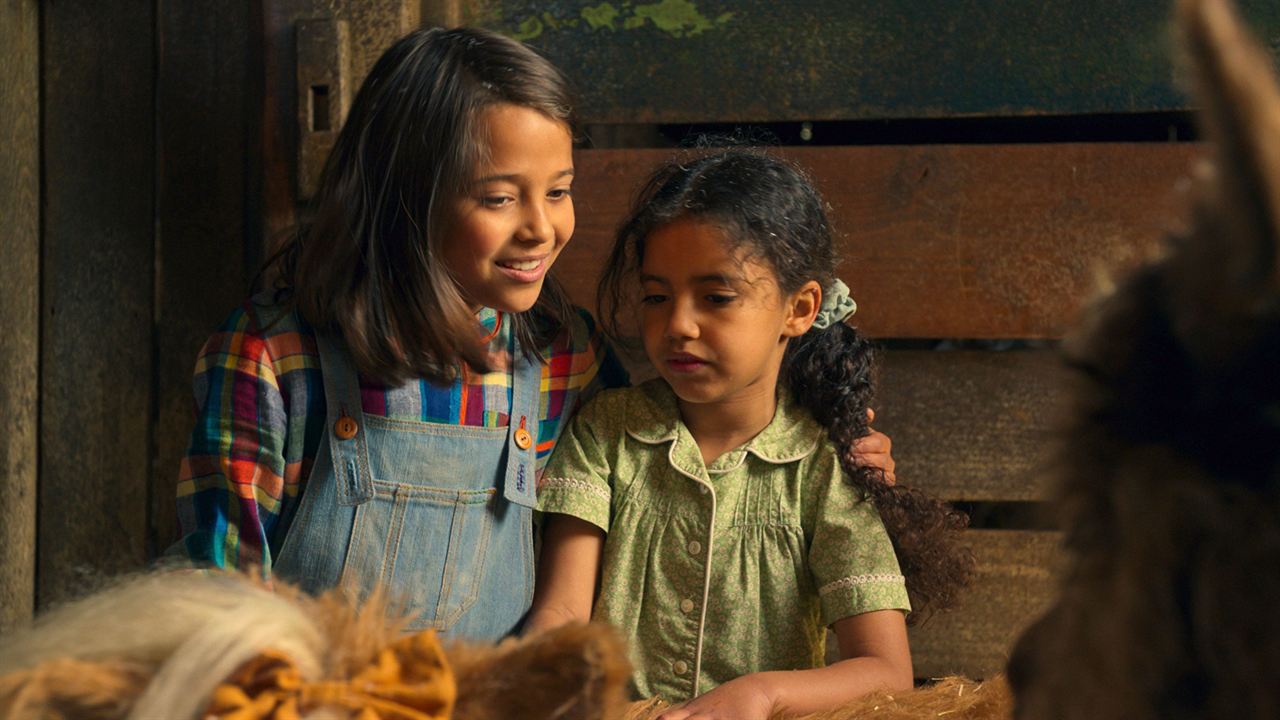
{"left": 151, "top": 3, "right": 257, "bottom": 558}
{"left": 908, "top": 529, "right": 1063, "bottom": 679}
{"left": 875, "top": 350, "right": 1068, "bottom": 502}
{"left": 40, "top": 0, "right": 155, "bottom": 607}
{"left": 457, "top": 1, "right": 1280, "bottom": 124}
{"left": 566, "top": 144, "right": 1201, "bottom": 339}
{"left": 0, "top": 0, "right": 40, "bottom": 630}
{"left": 261, "top": 0, "right": 420, "bottom": 242}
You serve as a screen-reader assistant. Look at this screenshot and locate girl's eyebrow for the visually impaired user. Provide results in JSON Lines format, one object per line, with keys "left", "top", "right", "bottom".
{"left": 471, "top": 168, "right": 574, "bottom": 185}
{"left": 639, "top": 272, "right": 739, "bottom": 285}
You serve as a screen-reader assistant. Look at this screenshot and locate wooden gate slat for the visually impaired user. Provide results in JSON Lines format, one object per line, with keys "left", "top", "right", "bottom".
{"left": 908, "top": 529, "right": 1062, "bottom": 679}
{"left": 566, "top": 144, "right": 1199, "bottom": 339}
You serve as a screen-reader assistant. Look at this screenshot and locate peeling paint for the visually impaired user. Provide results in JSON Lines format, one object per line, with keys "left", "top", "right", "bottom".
{"left": 578, "top": 0, "right": 732, "bottom": 37}
{"left": 632, "top": 0, "right": 732, "bottom": 37}
{"left": 582, "top": 3, "right": 620, "bottom": 31}
{"left": 512, "top": 15, "right": 543, "bottom": 41}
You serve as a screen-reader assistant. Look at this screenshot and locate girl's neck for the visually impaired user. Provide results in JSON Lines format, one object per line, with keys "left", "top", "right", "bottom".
{"left": 678, "top": 385, "right": 779, "bottom": 466}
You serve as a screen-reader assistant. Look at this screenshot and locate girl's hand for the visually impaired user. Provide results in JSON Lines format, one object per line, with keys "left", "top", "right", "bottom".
{"left": 657, "top": 674, "right": 777, "bottom": 720}
{"left": 851, "top": 408, "right": 896, "bottom": 486}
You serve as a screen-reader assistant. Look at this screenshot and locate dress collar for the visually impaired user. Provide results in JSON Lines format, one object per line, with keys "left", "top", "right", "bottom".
{"left": 624, "top": 379, "right": 824, "bottom": 468}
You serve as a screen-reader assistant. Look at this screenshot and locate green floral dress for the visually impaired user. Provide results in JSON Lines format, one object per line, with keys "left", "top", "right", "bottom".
{"left": 537, "top": 379, "right": 910, "bottom": 702}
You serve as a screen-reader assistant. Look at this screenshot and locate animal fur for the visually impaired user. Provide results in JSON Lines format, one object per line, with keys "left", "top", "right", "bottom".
{"left": 0, "top": 571, "right": 631, "bottom": 720}
{"left": 1007, "top": 0, "right": 1280, "bottom": 717}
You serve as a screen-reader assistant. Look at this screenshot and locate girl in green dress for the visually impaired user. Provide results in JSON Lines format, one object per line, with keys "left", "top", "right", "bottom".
{"left": 527, "top": 148, "right": 972, "bottom": 718}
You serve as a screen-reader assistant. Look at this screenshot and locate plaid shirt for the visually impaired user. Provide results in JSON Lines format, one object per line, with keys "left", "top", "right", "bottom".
{"left": 173, "top": 294, "right": 626, "bottom": 571}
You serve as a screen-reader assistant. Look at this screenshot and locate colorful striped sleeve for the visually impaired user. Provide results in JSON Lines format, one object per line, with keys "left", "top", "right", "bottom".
{"left": 172, "top": 304, "right": 299, "bottom": 572}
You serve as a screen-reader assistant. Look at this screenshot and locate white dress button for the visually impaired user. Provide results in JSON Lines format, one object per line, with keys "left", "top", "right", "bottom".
{"left": 680, "top": 598, "right": 695, "bottom": 613}
{"left": 674, "top": 660, "right": 689, "bottom": 675}
{"left": 687, "top": 540, "right": 702, "bottom": 555}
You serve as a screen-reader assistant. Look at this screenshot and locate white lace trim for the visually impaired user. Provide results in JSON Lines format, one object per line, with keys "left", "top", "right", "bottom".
{"left": 537, "top": 476, "right": 610, "bottom": 502}
{"left": 819, "top": 573, "right": 906, "bottom": 596}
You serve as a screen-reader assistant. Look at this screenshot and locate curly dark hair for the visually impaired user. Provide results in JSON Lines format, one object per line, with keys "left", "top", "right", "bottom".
{"left": 599, "top": 147, "right": 973, "bottom": 620}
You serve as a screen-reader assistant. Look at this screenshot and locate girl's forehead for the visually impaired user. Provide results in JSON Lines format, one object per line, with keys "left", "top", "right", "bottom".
{"left": 642, "top": 219, "right": 773, "bottom": 284}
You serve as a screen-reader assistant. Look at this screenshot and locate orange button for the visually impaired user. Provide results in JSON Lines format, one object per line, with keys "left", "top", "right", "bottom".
{"left": 334, "top": 415, "right": 359, "bottom": 440}
{"left": 514, "top": 427, "right": 533, "bottom": 450}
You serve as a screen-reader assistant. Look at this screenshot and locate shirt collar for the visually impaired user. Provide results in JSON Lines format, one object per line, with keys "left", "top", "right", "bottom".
{"left": 624, "top": 379, "right": 824, "bottom": 465}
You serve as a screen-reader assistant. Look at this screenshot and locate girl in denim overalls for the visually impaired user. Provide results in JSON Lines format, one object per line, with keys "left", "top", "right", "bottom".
{"left": 174, "top": 30, "right": 900, "bottom": 643}
{"left": 172, "top": 27, "right": 624, "bottom": 641}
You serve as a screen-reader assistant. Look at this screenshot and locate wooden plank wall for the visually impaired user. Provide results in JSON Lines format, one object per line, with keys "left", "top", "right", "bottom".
{"left": 14, "top": 3, "right": 258, "bottom": 612}
{"left": 0, "top": 0, "right": 40, "bottom": 632}
{"left": 41, "top": 0, "right": 156, "bottom": 606}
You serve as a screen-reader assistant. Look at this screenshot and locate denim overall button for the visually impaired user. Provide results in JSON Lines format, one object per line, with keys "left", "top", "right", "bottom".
{"left": 334, "top": 415, "right": 359, "bottom": 440}
{"left": 514, "top": 427, "right": 533, "bottom": 450}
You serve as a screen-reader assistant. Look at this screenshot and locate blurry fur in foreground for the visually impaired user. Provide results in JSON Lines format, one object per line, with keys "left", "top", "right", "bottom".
{"left": 0, "top": 572, "right": 630, "bottom": 720}
{"left": 1008, "top": 0, "right": 1280, "bottom": 718}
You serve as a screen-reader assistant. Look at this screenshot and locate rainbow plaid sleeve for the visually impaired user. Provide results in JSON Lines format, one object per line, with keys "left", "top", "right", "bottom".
{"left": 172, "top": 300, "right": 323, "bottom": 571}
{"left": 533, "top": 307, "right": 629, "bottom": 469}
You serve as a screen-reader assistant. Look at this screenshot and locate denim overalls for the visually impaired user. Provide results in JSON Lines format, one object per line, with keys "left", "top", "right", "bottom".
{"left": 274, "top": 332, "right": 541, "bottom": 641}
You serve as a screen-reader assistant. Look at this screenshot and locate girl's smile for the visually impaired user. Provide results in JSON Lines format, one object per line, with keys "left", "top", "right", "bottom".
{"left": 445, "top": 103, "right": 575, "bottom": 313}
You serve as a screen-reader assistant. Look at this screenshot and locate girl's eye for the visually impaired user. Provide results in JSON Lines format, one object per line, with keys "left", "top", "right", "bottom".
{"left": 481, "top": 195, "right": 514, "bottom": 208}
{"left": 706, "top": 294, "right": 736, "bottom": 305}
{"left": 547, "top": 187, "right": 573, "bottom": 200}
{"left": 640, "top": 294, "right": 667, "bottom": 305}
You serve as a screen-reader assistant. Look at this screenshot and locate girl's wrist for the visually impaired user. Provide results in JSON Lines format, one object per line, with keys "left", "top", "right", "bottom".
{"left": 750, "top": 670, "right": 787, "bottom": 713}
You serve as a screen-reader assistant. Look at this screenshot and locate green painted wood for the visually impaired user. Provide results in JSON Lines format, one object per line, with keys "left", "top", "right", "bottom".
{"left": 41, "top": 0, "right": 154, "bottom": 607}
{"left": 454, "top": 0, "right": 1280, "bottom": 124}
{"left": 0, "top": 0, "right": 40, "bottom": 631}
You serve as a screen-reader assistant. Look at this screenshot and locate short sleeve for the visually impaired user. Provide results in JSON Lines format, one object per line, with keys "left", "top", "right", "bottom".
{"left": 808, "top": 458, "right": 911, "bottom": 625}
{"left": 536, "top": 393, "right": 616, "bottom": 532}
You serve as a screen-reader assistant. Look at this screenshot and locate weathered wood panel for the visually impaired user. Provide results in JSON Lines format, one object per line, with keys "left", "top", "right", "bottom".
{"left": 876, "top": 350, "right": 1067, "bottom": 502}
{"left": 40, "top": 1, "right": 155, "bottom": 606}
{"left": 908, "top": 529, "right": 1062, "bottom": 679}
{"left": 0, "top": 0, "right": 40, "bottom": 631}
{"left": 151, "top": 4, "right": 257, "bottom": 557}
{"left": 456, "top": 1, "right": 1280, "bottom": 124}
{"left": 262, "top": 0, "right": 420, "bottom": 240}
{"left": 567, "top": 144, "right": 1201, "bottom": 339}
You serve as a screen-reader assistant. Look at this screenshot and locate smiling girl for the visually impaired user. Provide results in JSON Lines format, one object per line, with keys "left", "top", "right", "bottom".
{"left": 171, "top": 28, "right": 625, "bottom": 640}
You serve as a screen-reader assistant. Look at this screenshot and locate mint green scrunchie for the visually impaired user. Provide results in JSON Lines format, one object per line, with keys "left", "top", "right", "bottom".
{"left": 812, "top": 279, "right": 857, "bottom": 329}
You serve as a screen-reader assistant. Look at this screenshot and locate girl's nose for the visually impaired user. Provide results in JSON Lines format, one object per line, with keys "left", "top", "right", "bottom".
{"left": 520, "top": 200, "right": 555, "bottom": 245}
{"left": 664, "top": 298, "right": 699, "bottom": 340}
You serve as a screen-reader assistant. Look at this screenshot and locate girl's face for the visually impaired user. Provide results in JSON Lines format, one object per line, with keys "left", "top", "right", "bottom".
{"left": 639, "top": 217, "right": 818, "bottom": 409}
{"left": 444, "top": 103, "right": 575, "bottom": 314}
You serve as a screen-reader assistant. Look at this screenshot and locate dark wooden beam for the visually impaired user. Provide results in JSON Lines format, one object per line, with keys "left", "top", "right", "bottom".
{"left": 40, "top": 0, "right": 155, "bottom": 606}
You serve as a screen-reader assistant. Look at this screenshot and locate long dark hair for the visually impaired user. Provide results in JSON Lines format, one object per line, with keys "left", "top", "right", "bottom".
{"left": 266, "top": 27, "right": 577, "bottom": 385}
{"left": 600, "top": 148, "right": 973, "bottom": 619}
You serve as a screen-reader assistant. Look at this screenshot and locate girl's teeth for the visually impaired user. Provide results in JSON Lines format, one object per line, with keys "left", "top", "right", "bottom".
{"left": 500, "top": 259, "right": 540, "bottom": 271}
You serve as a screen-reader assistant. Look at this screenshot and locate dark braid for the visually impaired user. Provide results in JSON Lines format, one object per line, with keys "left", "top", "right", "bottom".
{"left": 601, "top": 145, "right": 973, "bottom": 621}
{"left": 786, "top": 323, "right": 974, "bottom": 619}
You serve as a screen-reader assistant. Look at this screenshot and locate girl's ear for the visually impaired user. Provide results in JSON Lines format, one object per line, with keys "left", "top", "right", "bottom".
{"left": 783, "top": 280, "right": 822, "bottom": 337}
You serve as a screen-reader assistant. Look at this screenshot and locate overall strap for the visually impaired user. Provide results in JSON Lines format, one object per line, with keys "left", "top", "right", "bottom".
{"left": 315, "top": 332, "right": 375, "bottom": 506}
{"left": 503, "top": 339, "right": 542, "bottom": 508}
